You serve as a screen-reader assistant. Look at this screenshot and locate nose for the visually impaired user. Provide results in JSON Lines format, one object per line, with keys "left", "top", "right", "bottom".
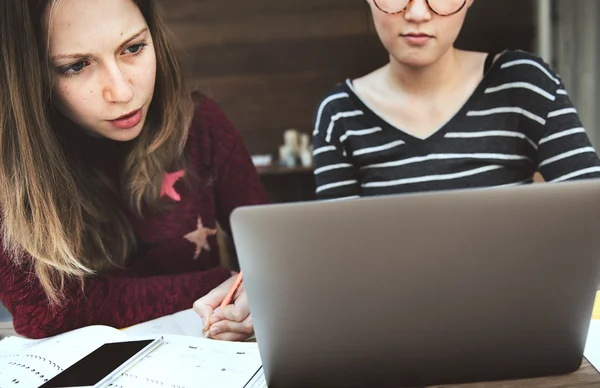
{"left": 102, "top": 63, "right": 134, "bottom": 104}
{"left": 404, "top": 0, "right": 433, "bottom": 22}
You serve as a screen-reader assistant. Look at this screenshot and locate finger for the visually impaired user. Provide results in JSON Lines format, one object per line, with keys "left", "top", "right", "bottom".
{"left": 233, "top": 283, "right": 245, "bottom": 300}
{"left": 193, "top": 298, "right": 215, "bottom": 330}
{"left": 211, "top": 292, "right": 249, "bottom": 324}
{"left": 209, "top": 331, "right": 251, "bottom": 342}
{"left": 208, "top": 316, "right": 254, "bottom": 338}
{"left": 214, "top": 275, "right": 237, "bottom": 298}
{"left": 193, "top": 274, "right": 239, "bottom": 326}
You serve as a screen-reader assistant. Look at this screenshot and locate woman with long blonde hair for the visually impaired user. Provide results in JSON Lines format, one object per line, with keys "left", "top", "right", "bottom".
{"left": 0, "top": 0, "right": 265, "bottom": 340}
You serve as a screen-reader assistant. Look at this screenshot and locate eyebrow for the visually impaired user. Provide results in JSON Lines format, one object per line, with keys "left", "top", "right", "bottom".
{"left": 51, "top": 27, "right": 148, "bottom": 61}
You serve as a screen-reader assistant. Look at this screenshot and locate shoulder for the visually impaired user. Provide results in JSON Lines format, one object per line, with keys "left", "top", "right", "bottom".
{"left": 314, "top": 81, "right": 360, "bottom": 124}
{"left": 190, "top": 92, "right": 237, "bottom": 138}
{"left": 185, "top": 92, "right": 245, "bottom": 167}
{"left": 317, "top": 82, "right": 352, "bottom": 106}
{"left": 493, "top": 49, "right": 551, "bottom": 68}
{"left": 491, "top": 49, "right": 563, "bottom": 91}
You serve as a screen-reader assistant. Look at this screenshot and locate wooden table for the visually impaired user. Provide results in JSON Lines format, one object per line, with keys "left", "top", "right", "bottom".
{"left": 427, "top": 361, "right": 599, "bottom": 387}
{"left": 426, "top": 292, "right": 600, "bottom": 387}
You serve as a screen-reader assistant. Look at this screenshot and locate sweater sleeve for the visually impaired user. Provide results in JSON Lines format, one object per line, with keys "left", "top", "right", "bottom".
{"left": 536, "top": 78, "right": 600, "bottom": 182}
{"left": 312, "top": 101, "right": 361, "bottom": 201}
{"left": 0, "top": 250, "right": 232, "bottom": 339}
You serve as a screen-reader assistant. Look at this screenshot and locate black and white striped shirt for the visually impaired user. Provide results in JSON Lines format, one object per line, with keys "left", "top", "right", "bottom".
{"left": 312, "top": 50, "right": 600, "bottom": 200}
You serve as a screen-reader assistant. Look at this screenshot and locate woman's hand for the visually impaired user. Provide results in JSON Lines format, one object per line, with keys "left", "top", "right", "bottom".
{"left": 193, "top": 273, "right": 254, "bottom": 341}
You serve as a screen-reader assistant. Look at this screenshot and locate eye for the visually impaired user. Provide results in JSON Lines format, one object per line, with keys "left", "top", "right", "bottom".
{"left": 69, "top": 62, "right": 85, "bottom": 72}
{"left": 61, "top": 61, "right": 89, "bottom": 76}
{"left": 123, "top": 43, "right": 147, "bottom": 55}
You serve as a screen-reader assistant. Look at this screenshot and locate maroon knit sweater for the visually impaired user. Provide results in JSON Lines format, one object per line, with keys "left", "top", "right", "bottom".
{"left": 0, "top": 97, "right": 270, "bottom": 339}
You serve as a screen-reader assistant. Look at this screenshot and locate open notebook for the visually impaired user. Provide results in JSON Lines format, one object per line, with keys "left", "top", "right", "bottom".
{"left": 0, "top": 309, "right": 266, "bottom": 388}
{"left": 584, "top": 291, "right": 600, "bottom": 373}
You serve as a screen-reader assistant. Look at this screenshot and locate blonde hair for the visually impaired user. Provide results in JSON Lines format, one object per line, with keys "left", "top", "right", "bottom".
{"left": 0, "top": 0, "right": 193, "bottom": 305}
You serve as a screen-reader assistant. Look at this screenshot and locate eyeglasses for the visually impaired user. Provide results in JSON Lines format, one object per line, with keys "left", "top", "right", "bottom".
{"left": 373, "top": 0, "right": 467, "bottom": 16}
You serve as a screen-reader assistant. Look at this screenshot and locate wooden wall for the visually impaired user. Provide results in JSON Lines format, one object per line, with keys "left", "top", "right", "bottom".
{"left": 160, "top": 0, "right": 536, "bottom": 159}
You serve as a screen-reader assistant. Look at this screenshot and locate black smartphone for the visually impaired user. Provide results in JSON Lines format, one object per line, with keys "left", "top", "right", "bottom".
{"left": 39, "top": 337, "right": 163, "bottom": 388}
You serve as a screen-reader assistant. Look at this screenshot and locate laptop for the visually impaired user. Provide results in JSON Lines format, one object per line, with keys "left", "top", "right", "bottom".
{"left": 231, "top": 179, "right": 600, "bottom": 387}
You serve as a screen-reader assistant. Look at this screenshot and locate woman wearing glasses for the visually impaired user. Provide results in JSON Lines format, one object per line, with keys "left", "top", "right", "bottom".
{"left": 312, "top": 0, "right": 600, "bottom": 200}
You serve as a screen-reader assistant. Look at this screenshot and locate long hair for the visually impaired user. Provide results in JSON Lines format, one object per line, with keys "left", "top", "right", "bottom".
{"left": 0, "top": 0, "right": 194, "bottom": 305}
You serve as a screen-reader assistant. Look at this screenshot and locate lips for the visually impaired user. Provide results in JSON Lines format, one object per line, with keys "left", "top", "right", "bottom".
{"left": 401, "top": 33, "right": 433, "bottom": 45}
{"left": 402, "top": 33, "right": 433, "bottom": 38}
{"left": 112, "top": 109, "right": 138, "bottom": 121}
{"left": 108, "top": 108, "right": 143, "bottom": 130}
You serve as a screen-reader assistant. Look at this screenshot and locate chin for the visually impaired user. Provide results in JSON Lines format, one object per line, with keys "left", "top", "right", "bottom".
{"left": 394, "top": 56, "right": 436, "bottom": 69}
{"left": 391, "top": 48, "right": 445, "bottom": 69}
{"left": 104, "top": 126, "right": 144, "bottom": 142}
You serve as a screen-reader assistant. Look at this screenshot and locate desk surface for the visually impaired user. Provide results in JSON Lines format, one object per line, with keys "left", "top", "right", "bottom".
{"left": 427, "top": 291, "right": 600, "bottom": 387}
{"left": 427, "top": 360, "right": 599, "bottom": 387}
{"left": 3, "top": 295, "right": 600, "bottom": 386}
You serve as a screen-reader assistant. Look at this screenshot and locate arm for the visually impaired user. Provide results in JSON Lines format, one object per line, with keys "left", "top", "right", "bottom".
{"left": 536, "top": 82, "right": 600, "bottom": 182}
{"left": 312, "top": 103, "right": 361, "bottom": 200}
{"left": 189, "top": 98, "right": 269, "bottom": 341}
{"left": 0, "top": 251, "right": 232, "bottom": 339}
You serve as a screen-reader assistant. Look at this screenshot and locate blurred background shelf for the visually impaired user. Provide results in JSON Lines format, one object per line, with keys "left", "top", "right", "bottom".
{"left": 256, "top": 165, "right": 313, "bottom": 176}
{"left": 256, "top": 165, "right": 316, "bottom": 203}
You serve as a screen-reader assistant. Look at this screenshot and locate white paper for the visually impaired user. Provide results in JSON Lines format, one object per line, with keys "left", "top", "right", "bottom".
{"left": 123, "top": 309, "right": 205, "bottom": 337}
{"left": 112, "top": 334, "right": 263, "bottom": 388}
{"left": 245, "top": 366, "right": 268, "bottom": 388}
{"left": 0, "top": 336, "right": 38, "bottom": 356}
{"left": 585, "top": 320, "right": 600, "bottom": 372}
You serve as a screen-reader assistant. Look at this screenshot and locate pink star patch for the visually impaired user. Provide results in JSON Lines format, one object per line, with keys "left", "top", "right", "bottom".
{"left": 184, "top": 216, "right": 218, "bottom": 260}
{"left": 160, "top": 170, "right": 185, "bottom": 201}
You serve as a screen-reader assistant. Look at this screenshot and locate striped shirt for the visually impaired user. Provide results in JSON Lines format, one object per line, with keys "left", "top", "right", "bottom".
{"left": 312, "top": 50, "right": 600, "bottom": 201}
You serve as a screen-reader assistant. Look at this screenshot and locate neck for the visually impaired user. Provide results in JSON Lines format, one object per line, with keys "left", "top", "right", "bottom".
{"left": 386, "top": 48, "right": 462, "bottom": 96}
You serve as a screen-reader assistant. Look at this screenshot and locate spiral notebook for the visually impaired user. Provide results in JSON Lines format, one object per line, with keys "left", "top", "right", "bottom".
{"left": 0, "top": 309, "right": 266, "bottom": 388}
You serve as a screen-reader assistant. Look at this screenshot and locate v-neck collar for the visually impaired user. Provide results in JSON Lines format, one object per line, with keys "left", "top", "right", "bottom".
{"left": 343, "top": 51, "right": 507, "bottom": 144}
